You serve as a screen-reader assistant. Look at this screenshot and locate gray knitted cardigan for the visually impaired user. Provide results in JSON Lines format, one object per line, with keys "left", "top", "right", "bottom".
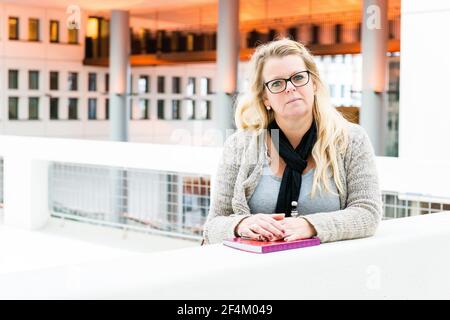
{"left": 202, "top": 122, "right": 383, "bottom": 245}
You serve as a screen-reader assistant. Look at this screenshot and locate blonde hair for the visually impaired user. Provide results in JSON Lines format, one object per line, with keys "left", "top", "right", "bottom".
{"left": 235, "top": 38, "right": 349, "bottom": 197}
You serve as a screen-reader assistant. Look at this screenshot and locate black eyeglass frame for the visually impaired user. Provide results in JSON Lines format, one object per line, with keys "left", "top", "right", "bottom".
{"left": 264, "top": 70, "right": 311, "bottom": 94}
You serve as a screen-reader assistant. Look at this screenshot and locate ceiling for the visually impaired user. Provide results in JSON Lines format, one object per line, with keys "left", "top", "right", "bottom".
{"left": 1, "top": 0, "right": 401, "bottom": 30}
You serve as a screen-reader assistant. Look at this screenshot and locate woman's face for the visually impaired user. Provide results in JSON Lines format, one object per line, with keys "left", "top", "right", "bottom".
{"left": 262, "top": 54, "right": 315, "bottom": 121}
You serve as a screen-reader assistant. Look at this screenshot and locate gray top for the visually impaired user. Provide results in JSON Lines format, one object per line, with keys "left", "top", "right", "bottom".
{"left": 248, "top": 158, "right": 340, "bottom": 215}
{"left": 202, "top": 122, "right": 383, "bottom": 244}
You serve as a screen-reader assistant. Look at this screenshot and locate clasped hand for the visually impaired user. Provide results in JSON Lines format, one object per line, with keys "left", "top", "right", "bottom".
{"left": 235, "top": 213, "right": 316, "bottom": 241}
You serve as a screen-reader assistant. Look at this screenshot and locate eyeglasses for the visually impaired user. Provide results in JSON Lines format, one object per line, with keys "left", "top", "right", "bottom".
{"left": 264, "top": 70, "right": 310, "bottom": 94}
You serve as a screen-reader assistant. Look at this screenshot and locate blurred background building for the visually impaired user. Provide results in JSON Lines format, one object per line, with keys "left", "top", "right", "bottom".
{"left": 0, "top": 0, "right": 401, "bottom": 155}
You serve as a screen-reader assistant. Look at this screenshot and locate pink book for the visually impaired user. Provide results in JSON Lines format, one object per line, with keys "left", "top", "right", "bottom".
{"left": 223, "top": 237, "right": 320, "bottom": 253}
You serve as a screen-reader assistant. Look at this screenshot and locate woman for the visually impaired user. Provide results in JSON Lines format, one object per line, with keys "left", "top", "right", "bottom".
{"left": 202, "top": 38, "right": 382, "bottom": 245}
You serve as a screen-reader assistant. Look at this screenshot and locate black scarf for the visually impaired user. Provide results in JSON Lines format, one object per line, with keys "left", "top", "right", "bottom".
{"left": 267, "top": 118, "right": 318, "bottom": 217}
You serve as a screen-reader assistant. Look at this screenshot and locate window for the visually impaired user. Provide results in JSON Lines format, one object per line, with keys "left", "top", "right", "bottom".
{"left": 50, "top": 97, "right": 58, "bottom": 120}
{"left": 9, "top": 17, "right": 19, "bottom": 40}
{"left": 198, "top": 100, "right": 211, "bottom": 120}
{"left": 186, "top": 77, "right": 196, "bottom": 95}
{"left": 88, "top": 73, "right": 97, "bottom": 91}
{"left": 68, "top": 98, "right": 78, "bottom": 119}
{"left": 28, "top": 18, "right": 39, "bottom": 41}
{"left": 29, "top": 71, "right": 39, "bottom": 90}
{"left": 68, "top": 28, "right": 78, "bottom": 44}
{"left": 138, "top": 75, "right": 149, "bottom": 93}
{"left": 130, "top": 75, "right": 133, "bottom": 93}
{"left": 185, "top": 100, "right": 195, "bottom": 120}
{"left": 138, "top": 99, "right": 149, "bottom": 119}
{"left": 157, "top": 76, "right": 165, "bottom": 93}
{"left": 129, "top": 102, "right": 133, "bottom": 120}
{"left": 172, "top": 100, "right": 181, "bottom": 120}
{"left": 105, "top": 98, "right": 109, "bottom": 120}
{"left": 187, "top": 33, "right": 194, "bottom": 51}
{"left": 29, "top": 97, "right": 39, "bottom": 120}
{"left": 49, "top": 20, "right": 59, "bottom": 43}
{"left": 68, "top": 72, "right": 78, "bottom": 91}
{"left": 157, "top": 99, "right": 165, "bottom": 119}
{"left": 172, "top": 77, "right": 181, "bottom": 94}
{"left": 8, "top": 70, "right": 18, "bottom": 89}
{"left": 105, "top": 73, "right": 109, "bottom": 93}
{"left": 335, "top": 24, "right": 342, "bottom": 44}
{"left": 8, "top": 97, "right": 19, "bottom": 120}
{"left": 329, "top": 84, "right": 335, "bottom": 98}
{"left": 49, "top": 71, "right": 59, "bottom": 90}
{"left": 88, "top": 98, "right": 97, "bottom": 120}
{"left": 200, "top": 77, "right": 211, "bottom": 95}
{"left": 311, "top": 25, "right": 320, "bottom": 44}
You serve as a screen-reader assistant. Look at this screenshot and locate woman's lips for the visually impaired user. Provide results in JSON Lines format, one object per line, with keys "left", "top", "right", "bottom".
{"left": 286, "top": 98, "right": 302, "bottom": 105}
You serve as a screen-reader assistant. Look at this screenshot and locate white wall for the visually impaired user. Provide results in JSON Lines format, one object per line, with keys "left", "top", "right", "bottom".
{"left": 399, "top": 0, "right": 450, "bottom": 161}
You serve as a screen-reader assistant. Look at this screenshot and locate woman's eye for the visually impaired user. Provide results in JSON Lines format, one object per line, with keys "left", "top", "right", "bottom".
{"left": 293, "top": 75, "right": 304, "bottom": 81}
{"left": 270, "top": 81, "right": 281, "bottom": 87}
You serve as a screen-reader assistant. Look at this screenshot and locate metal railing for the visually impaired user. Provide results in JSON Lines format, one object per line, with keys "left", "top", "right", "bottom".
{"left": 49, "top": 162, "right": 210, "bottom": 240}
{"left": 383, "top": 191, "right": 450, "bottom": 219}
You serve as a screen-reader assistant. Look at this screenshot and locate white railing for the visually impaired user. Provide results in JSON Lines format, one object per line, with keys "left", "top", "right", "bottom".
{"left": 1, "top": 135, "right": 450, "bottom": 234}
{"left": 0, "top": 135, "right": 221, "bottom": 236}
{"left": 0, "top": 211, "right": 449, "bottom": 299}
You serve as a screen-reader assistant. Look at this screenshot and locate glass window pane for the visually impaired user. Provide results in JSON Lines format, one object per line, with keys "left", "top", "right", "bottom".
{"left": 138, "top": 76, "right": 149, "bottom": 93}
{"left": 88, "top": 73, "right": 97, "bottom": 91}
{"left": 29, "top": 70, "right": 39, "bottom": 90}
{"left": 50, "top": 71, "right": 58, "bottom": 90}
{"left": 172, "top": 77, "right": 181, "bottom": 94}
{"left": 9, "top": 17, "right": 19, "bottom": 40}
{"left": 88, "top": 98, "right": 97, "bottom": 120}
{"left": 157, "top": 99, "right": 165, "bottom": 119}
{"left": 139, "top": 99, "right": 149, "bottom": 119}
{"left": 29, "top": 97, "right": 39, "bottom": 120}
{"left": 172, "top": 100, "right": 181, "bottom": 120}
{"left": 198, "top": 100, "right": 211, "bottom": 120}
{"left": 50, "top": 97, "right": 58, "bottom": 120}
{"left": 105, "top": 98, "right": 109, "bottom": 120}
{"left": 329, "top": 84, "right": 335, "bottom": 97}
{"left": 185, "top": 100, "right": 195, "bottom": 120}
{"left": 105, "top": 73, "right": 109, "bottom": 93}
{"left": 68, "top": 72, "right": 78, "bottom": 91}
{"left": 68, "top": 98, "right": 78, "bottom": 119}
{"left": 28, "top": 18, "right": 39, "bottom": 41}
{"left": 130, "top": 74, "right": 133, "bottom": 93}
{"left": 8, "top": 97, "right": 19, "bottom": 120}
{"left": 200, "top": 77, "right": 211, "bottom": 95}
{"left": 8, "top": 70, "right": 18, "bottom": 89}
{"left": 186, "top": 77, "right": 196, "bottom": 96}
{"left": 157, "top": 76, "right": 165, "bottom": 93}
{"left": 68, "top": 28, "right": 78, "bottom": 44}
{"left": 50, "top": 20, "right": 59, "bottom": 42}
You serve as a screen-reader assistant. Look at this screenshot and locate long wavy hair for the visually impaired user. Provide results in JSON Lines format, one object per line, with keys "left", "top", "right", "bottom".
{"left": 235, "top": 38, "right": 349, "bottom": 197}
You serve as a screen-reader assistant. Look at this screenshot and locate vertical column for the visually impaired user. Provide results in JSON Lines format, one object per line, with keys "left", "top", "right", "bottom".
{"left": 109, "top": 10, "right": 130, "bottom": 142}
{"left": 109, "top": 11, "right": 129, "bottom": 223}
{"left": 360, "top": 0, "right": 388, "bottom": 156}
{"left": 216, "top": 0, "right": 239, "bottom": 140}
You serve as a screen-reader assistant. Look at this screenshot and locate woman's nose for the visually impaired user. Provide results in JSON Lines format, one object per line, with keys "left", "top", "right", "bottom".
{"left": 285, "top": 80, "right": 297, "bottom": 93}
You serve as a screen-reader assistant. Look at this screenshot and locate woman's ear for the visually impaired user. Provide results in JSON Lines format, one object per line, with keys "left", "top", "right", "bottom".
{"left": 262, "top": 92, "right": 270, "bottom": 108}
